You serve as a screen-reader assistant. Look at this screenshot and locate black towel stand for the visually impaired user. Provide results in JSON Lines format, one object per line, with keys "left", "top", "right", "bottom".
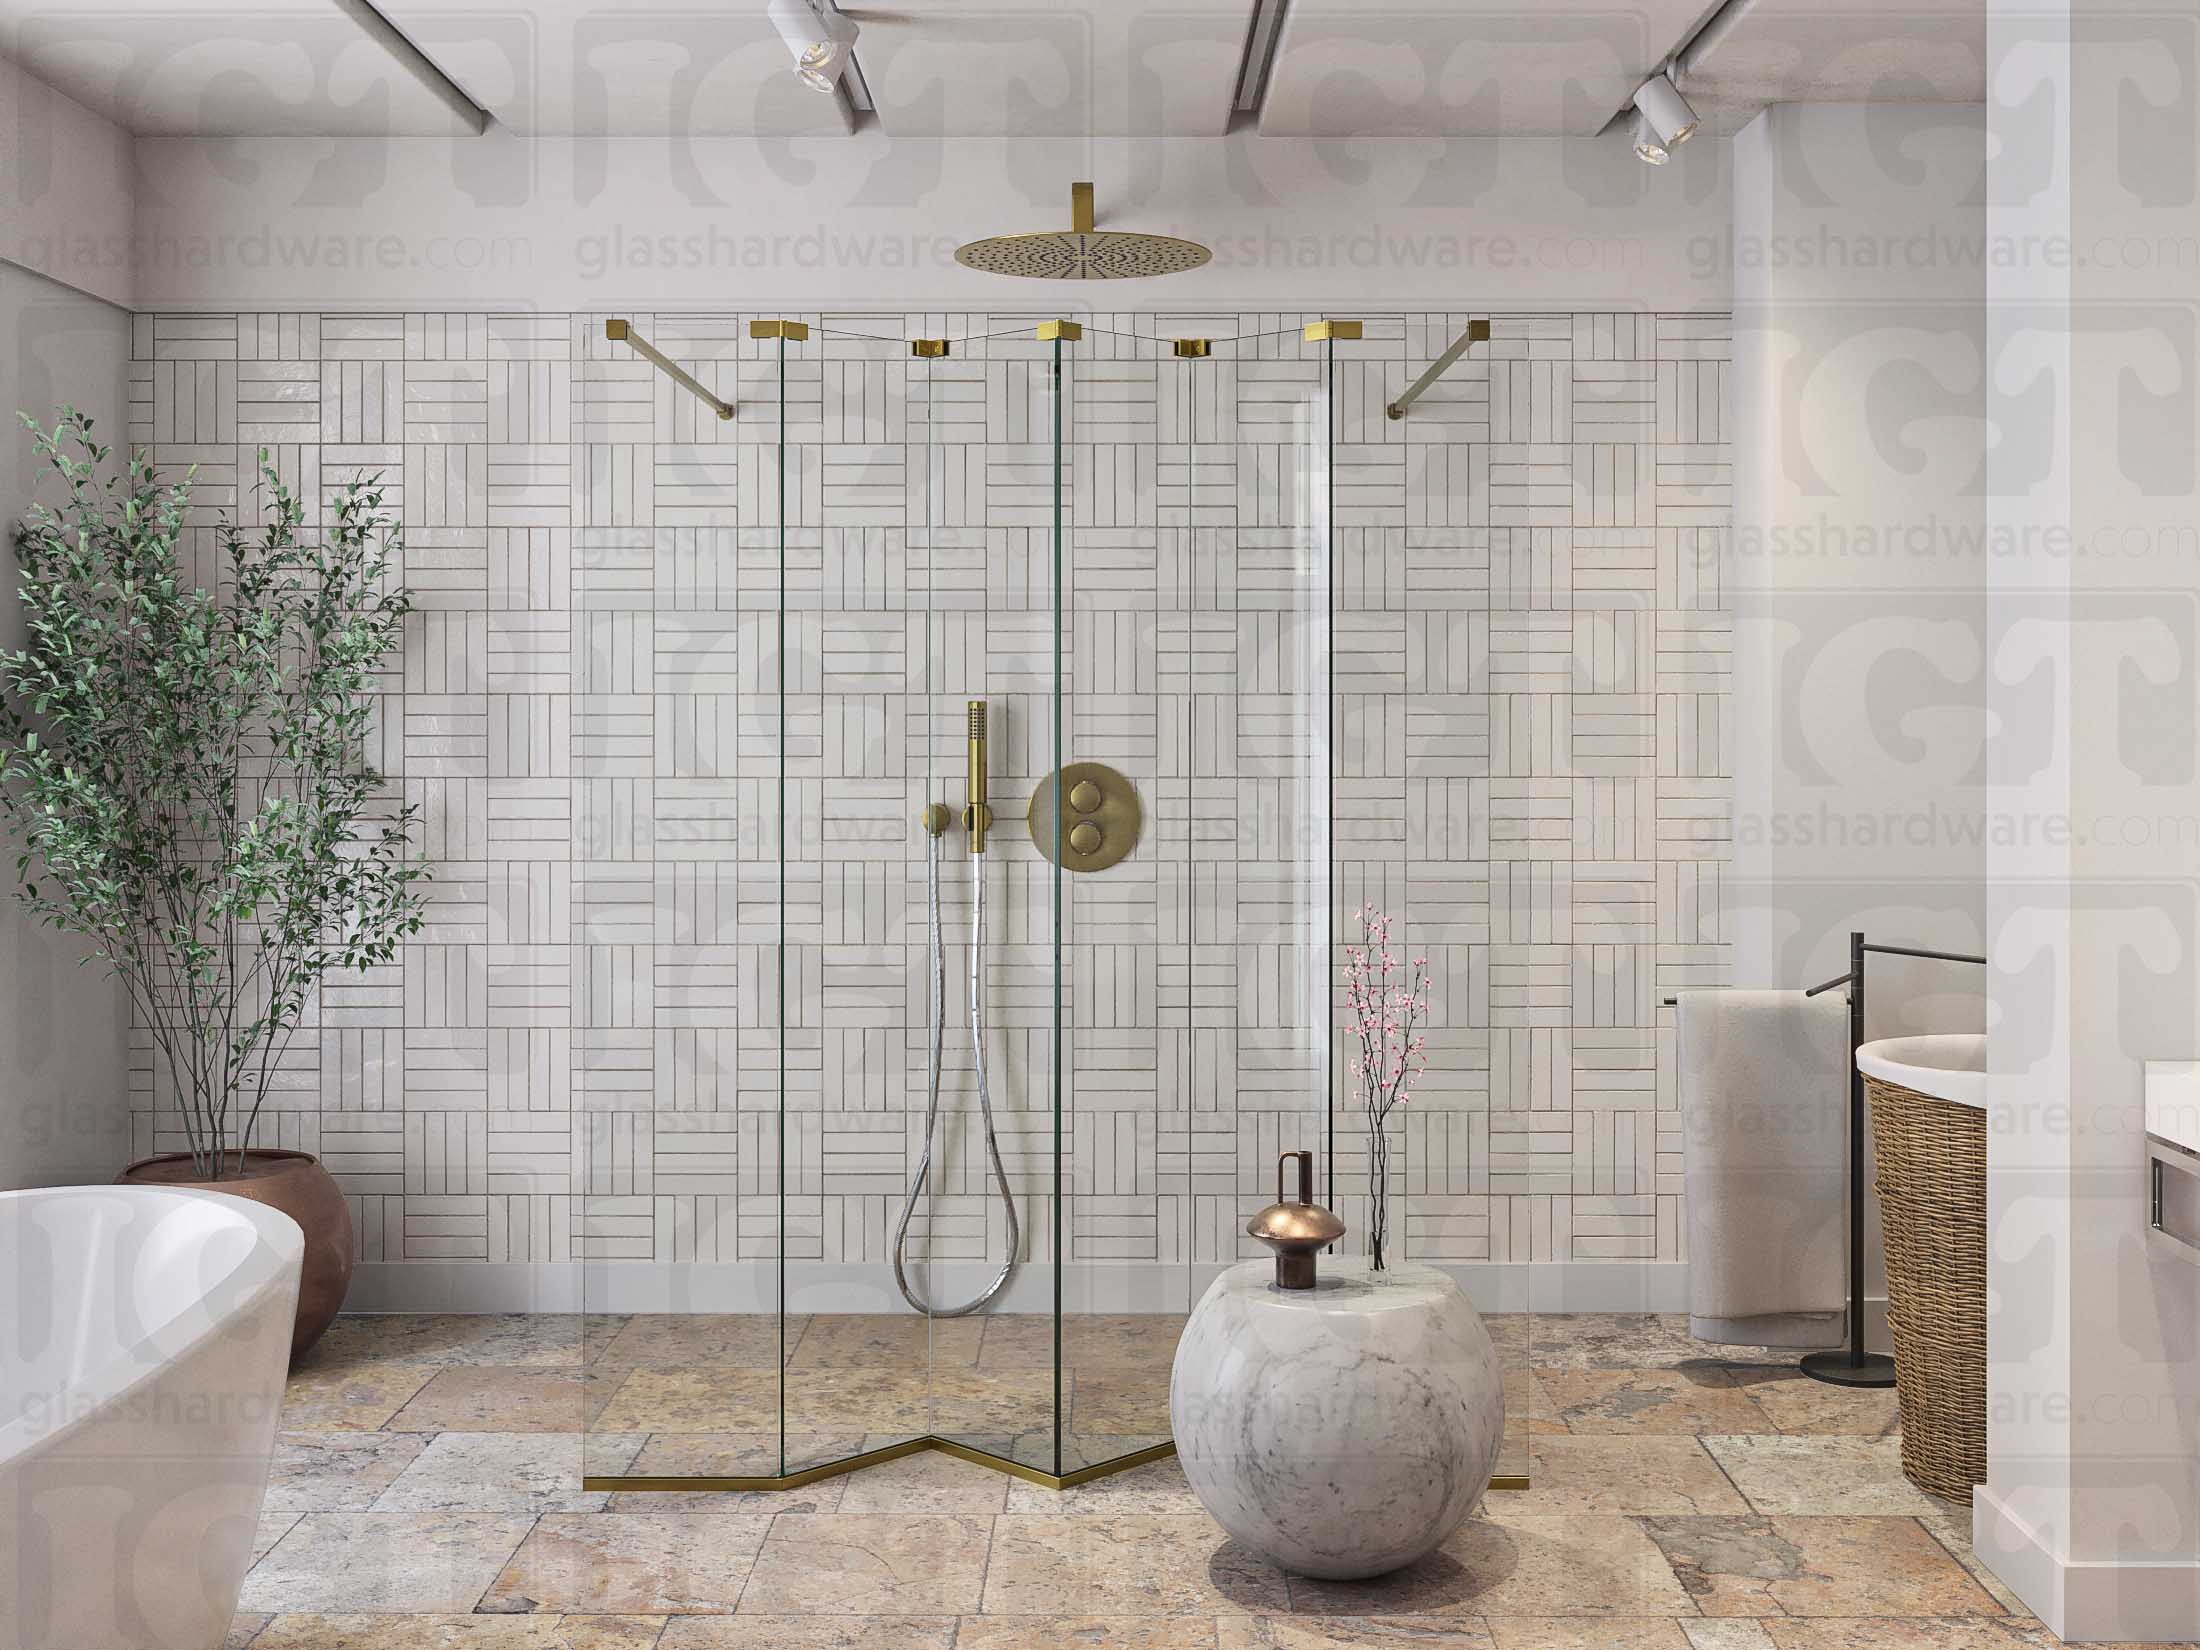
{"left": 1667, "top": 931, "right": 1988, "bottom": 1390}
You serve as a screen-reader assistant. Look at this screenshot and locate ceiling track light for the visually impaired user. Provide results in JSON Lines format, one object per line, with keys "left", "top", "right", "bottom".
{"left": 1631, "top": 111, "right": 1669, "bottom": 166}
{"left": 768, "top": 0, "right": 859, "bottom": 94}
{"left": 1631, "top": 69, "right": 1698, "bottom": 153}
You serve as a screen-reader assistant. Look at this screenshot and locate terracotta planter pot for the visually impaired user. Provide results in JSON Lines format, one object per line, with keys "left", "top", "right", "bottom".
{"left": 118, "top": 1149, "right": 354, "bottom": 1359}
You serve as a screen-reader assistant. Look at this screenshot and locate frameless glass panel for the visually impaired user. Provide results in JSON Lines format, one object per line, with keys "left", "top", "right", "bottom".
{"left": 576, "top": 314, "right": 775, "bottom": 1485}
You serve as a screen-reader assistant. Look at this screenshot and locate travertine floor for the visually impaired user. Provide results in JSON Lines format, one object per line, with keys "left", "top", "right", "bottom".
{"left": 230, "top": 1312, "right": 2170, "bottom": 1649}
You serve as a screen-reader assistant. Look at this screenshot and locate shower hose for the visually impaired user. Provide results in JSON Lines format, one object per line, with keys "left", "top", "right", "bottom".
{"left": 890, "top": 832, "right": 1020, "bottom": 1316}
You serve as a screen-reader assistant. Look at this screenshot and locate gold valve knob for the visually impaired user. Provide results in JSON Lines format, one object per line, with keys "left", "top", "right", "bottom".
{"left": 1068, "top": 780, "right": 1102, "bottom": 814}
{"left": 1069, "top": 821, "right": 1102, "bottom": 854}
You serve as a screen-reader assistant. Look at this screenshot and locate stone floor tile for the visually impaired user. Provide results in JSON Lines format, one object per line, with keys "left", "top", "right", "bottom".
{"left": 738, "top": 1514, "right": 993, "bottom": 1614}
{"left": 1003, "top": 1454, "right": 1207, "bottom": 1516}
{"left": 252, "top": 1512, "right": 304, "bottom": 1566}
{"left": 787, "top": 1312, "right": 984, "bottom": 1369}
{"left": 1217, "top": 1620, "right": 1496, "bottom": 1648}
{"left": 1520, "top": 1315, "right": 1713, "bottom": 1371}
{"left": 1917, "top": 1503, "right": 2035, "bottom": 1616}
{"left": 1759, "top": 1622, "right": 2055, "bottom": 1649}
{"left": 658, "top": 1621, "right": 956, "bottom": 1650}
{"left": 1538, "top": 1369, "right": 1779, "bottom": 1436}
{"left": 301, "top": 1314, "right": 596, "bottom": 1370}
{"left": 224, "top": 1613, "right": 271, "bottom": 1648}
{"left": 1640, "top": 1515, "right": 2003, "bottom": 1617}
{"left": 279, "top": 1362, "right": 438, "bottom": 1430}
{"left": 478, "top": 1511, "right": 773, "bottom": 1614}
{"left": 1070, "top": 1369, "right": 1174, "bottom": 1435}
{"left": 1720, "top": 1369, "right": 1903, "bottom": 1438}
{"left": 1698, "top": 1436, "right": 1940, "bottom": 1516}
{"left": 373, "top": 1431, "right": 628, "bottom": 1513}
{"left": 1486, "top": 1621, "right": 1699, "bottom": 1649}
{"left": 1513, "top": 1436, "right": 1751, "bottom": 1516}
{"left": 834, "top": 1446, "right": 1010, "bottom": 1514}
{"left": 386, "top": 1367, "right": 614, "bottom": 1434}
{"left": 594, "top": 1366, "right": 1022, "bottom": 1435}
{"left": 983, "top": 1514, "right": 1289, "bottom": 1616}
{"left": 238, "top": 1513, "right": 536, "bottom": 1613}
{"left": 247, "top": 1615, "right": 664, "bottom": 1649}
{"left": 588, "top": 1313, "right": 791, "bottom": 1369}
{"left": 956, "top": 1618, "right": 1221, "bottom": 1648}
{"left": 979, "top": 1314, "right": 1188, "bottom": 1371}
{"left": 264, "top": 1431, "right": 429, "bottom": 1514}
{"left": 1287, "top": 1512, "right": 1693, "bottom": 1619}
{"left": 1681, "top": 1623, "right": 1780, "bottom": 1650}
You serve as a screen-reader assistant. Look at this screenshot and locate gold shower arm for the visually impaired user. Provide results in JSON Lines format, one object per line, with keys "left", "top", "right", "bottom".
{"left": 1386, "top": 318, "right": 1490, "bottom": 420}
{"left": 604, "top": 318, "right": 735, "bottom": 421}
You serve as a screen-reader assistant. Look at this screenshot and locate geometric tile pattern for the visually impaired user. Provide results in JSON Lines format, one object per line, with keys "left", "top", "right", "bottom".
{"left": 126, "top": 310, "right": 1730, "bottom": 1271}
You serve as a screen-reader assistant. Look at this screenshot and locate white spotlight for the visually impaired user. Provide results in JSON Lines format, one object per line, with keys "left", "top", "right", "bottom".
{"left": 1632, "top": 111, "right": 1669, "bottom": 166}
{"left": 1632, "top": 71, "right": 1697, "bottom": 149}
{"left": 768, "top": 0, "right": 859, "bottom": 93}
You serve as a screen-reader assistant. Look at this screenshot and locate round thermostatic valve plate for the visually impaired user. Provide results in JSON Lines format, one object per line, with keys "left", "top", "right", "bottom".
{"left": 1029, "top": 761, "right": 1141, "bottom": 873}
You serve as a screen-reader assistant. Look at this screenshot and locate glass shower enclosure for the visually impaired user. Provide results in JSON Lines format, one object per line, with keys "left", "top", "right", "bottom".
{"left": 575, "top": 313, "right": 1531, "bottom": 1492}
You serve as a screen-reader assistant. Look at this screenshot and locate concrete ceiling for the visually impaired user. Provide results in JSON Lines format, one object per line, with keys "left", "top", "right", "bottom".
{"left": 1259, "top": 0, "right": 1719, "bottom": 138}
{"left": 371, "top": 0, "right": 853, "bottom": 136}
{"left": 855, "top": 0, "right": 1250, "bottom": 138}
{"left": 1683, "top": 0, "right": 1986, "bottom": 137}
{"left": 0, "top": 0, "right": 480, "bottom": 135}
{"left": 0, "top": 0, "right": 1992, "bottom": 141}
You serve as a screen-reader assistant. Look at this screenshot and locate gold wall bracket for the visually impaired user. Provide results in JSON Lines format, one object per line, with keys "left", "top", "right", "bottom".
{"left": 604, "top": 318, "right": 735, "bottom": 421}
{"left": 1037, "top": 319, "right": 1084, "bottom": 342}
{"left": 1303, "top": 319, "right": 1362, "bottom": 342}
{"left": 750, "top": 319, "right": 811, "bottom": 340}
{"left": 1030, "top": 762, "right": 1141, "bottom": 873}
{"left": 1172, "top": 338, "right": 1212, "bottom": 358}
{"left": 1388, "top": 317, "right": 1491, "bottom": 420}
{"left": 911, "top": 338, "right": 951, "bottom": 358}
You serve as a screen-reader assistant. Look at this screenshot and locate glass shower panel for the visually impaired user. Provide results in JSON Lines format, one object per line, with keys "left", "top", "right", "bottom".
{"left": 575, "top": 314, "right": 777, "bottom": 1486}
{"left": 775, "top": 321, "right": 945, "bottom": 1477}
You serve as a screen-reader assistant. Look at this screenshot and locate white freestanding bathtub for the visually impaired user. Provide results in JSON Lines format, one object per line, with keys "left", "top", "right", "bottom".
{"left": 1, "top": 1187, "right": 303, "bottom": 1650}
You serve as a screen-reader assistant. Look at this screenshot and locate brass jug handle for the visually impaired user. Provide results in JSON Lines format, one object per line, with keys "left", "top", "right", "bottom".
{"left": 1278, "top": 1149, "right": 1313, "bottom": 1208}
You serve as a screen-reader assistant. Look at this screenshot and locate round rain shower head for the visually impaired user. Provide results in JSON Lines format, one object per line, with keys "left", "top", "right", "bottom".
{"left": 955, "top": 182, "right": 1211, "bottom": 281}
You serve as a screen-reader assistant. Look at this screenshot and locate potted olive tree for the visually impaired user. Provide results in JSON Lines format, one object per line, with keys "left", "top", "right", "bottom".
{"left": 2, "top": 410, "right": 426, "bottom": 1356}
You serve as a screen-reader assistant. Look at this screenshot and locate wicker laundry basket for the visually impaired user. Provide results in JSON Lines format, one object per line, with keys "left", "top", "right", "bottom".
{"left": 1866, "top": 1073, "right": 1988, "bottom": 1502}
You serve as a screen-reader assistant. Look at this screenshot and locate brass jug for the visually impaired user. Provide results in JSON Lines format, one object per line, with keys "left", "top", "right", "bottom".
{"left": 1247, "top": 1150, "right": 1345, "bottom": 1290}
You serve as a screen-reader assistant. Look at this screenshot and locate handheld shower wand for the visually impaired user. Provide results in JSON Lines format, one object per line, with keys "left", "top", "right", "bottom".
{"left": 893, "top": 698, "right": 1018, "bottom": 1317}
{"left": 964, "top": 699, "right": 990, "bottom": 854}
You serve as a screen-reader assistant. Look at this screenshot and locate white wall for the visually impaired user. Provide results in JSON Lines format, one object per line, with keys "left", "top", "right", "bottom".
{"left": 0, "top": 50, "right": 136, "bottom": 311}
{"left": 1729, "top": 103, "right": 1990, "bottom": 1028}
{"left": 0, "top": 260, "right": 133, "bottom": 1188}
{"left": 2, "top": 52, "right": 136, "bottom": 1186}
{"left": 1976, "top": 1, "right": 2200, "bottom": 1639}
{"left": 127, "top": 131, "right": 1730, "bottom": 314}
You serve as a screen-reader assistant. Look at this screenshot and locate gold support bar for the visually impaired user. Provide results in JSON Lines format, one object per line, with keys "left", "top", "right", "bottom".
{"left": 586, "top": 1433, "right": 1526, "bottom": 1496}
{"left": 604, "top": 318, "right": 734, "bottom": 421}
{"left": 1037, "top": 319, "right": 1084, "bottom": 341}
{"left": 1070, "top": 180, "right": 1095, "bottom": 234}
{"left": 585, "top": 1436, "right": 1177, "bottom": 1495}
{"left": 1172, "top": 338, "right": 1212, "bottom": 358}
{"left": 911, "top": 338, "right": 951, "bottom": 358}
{"left": 749, "top": 319, "right": 811, "bottom": 340}
{"left": 1303, "top": 319, "right": 1362, "bottom": 342}
{"left": 1387, "top": 317, "right": 1491, "bottom": 419}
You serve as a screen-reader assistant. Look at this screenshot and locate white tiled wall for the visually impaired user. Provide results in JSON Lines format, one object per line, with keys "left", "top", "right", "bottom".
{"left": 126, "top": 309, "right": 1731, "bottom": 1281}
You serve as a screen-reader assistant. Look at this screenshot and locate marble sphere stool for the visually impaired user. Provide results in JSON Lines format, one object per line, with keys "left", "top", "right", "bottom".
{"left": 1170, "top": 1259, "right": 1504, "bottom": 1580}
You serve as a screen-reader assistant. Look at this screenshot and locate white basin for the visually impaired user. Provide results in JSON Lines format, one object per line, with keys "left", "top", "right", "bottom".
{"left": 1856, "top": 1034, "right": 1986, "bottom": 1109}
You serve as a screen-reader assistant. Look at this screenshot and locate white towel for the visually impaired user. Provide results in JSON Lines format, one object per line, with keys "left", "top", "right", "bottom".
{"left": 1677, "top": 989, "right": 1848, "bottom": 1347}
